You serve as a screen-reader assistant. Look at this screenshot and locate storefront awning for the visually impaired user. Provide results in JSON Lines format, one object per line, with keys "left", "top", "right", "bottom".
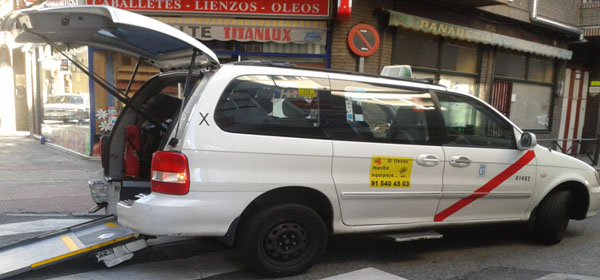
{"left": 583, "top": 26, "right": 600, "bottom": 37}
{"left": 388, "top": 10, "right": 572, "bottom": 60}
{"left": 154, "top": 17, "right": 327, "bottom": 45}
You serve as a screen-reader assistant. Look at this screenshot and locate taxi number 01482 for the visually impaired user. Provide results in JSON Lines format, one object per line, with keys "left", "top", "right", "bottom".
{"left": 371, "top": 180, "right": 410, "bottom": 187}
{"left": 515, "top": 175, "right": 531, "bottom": 181}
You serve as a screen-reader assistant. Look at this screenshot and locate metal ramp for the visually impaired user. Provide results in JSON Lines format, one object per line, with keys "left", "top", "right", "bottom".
{"left": 0, "top": 215, "right": 141, "bottom": 279}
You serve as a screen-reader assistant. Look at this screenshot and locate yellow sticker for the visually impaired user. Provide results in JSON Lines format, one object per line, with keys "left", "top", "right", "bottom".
{"left": 298, "top": 88, "right": 316, "bottom": 97}
{"left": 369, "top": 156, "right": 413, "bottom": 188}
{"left": 591, "top": 81, "right": 600, "bottom": 86}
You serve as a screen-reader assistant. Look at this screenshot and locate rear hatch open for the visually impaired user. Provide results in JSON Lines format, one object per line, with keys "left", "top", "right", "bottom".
{"left": 1, "top": 5, "right": 219, "bottom": 70}
{"left": 1, "top": 5, "right": 219, "bottom": 126}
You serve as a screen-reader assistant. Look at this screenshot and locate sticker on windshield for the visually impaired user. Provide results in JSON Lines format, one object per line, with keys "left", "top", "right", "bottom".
{"left": 298, "top": 88, "right": 316, "bottom": 98}
{"left": 369, "top": 156, "right": 413, "bottom": 188}
{"left": 345, "top": 100, "right": 354, "bottom": 121}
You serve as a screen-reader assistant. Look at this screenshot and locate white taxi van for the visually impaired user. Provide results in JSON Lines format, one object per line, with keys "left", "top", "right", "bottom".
{"left": 4, "top": 6, "right": 600, "bottom": 277}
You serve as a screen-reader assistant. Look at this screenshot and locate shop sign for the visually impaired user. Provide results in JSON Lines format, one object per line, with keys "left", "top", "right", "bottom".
{"left": 45, "top": 0, "right": 79, "bottom": 6}
{"left": 388, "top": 10, "right": 572, "bottom": 60}
{"left": 156, "top": 17, "right": 327, "bottom": 45}
{"left": 86, "top": 0, "right": 330, "bottom": 18}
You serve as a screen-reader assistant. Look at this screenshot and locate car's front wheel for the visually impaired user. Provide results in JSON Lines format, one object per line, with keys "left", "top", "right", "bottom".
{"left": 533, "top": 190, "right": 572, "bottom": 244}
{"left": 237, "top": 203, "right": 327, "bottom": 277}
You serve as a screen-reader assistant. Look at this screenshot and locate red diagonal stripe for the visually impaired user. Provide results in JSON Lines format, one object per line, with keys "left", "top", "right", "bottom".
{"left": 434, "top": 150, "right": 536, "bottom": 222}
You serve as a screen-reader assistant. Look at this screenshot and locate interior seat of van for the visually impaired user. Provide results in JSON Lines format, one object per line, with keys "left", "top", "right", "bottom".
{"left": 388, "top": 107, "right": 427, "bottom": 144}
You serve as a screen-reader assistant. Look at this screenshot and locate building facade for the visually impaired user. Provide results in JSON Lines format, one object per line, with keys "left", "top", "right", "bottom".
{"left": 330, "top": 0, "right": 584, "bottom": 147}
{"left": 5, "top": 0, "right": 600, "bottom": 156}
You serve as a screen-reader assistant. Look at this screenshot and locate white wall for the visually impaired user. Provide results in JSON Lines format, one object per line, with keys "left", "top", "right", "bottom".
{"left": 0, "top": 51, "right": 16, "bottom": 132}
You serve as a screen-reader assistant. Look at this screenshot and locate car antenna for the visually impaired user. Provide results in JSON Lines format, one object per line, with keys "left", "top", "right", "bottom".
{"left": 169, "top": 49, "right": 198, "bottom": 148}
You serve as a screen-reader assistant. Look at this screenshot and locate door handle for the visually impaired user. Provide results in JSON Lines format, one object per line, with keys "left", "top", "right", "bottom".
{"left": 416, "top": 154, "right": 440, "bottom": 167}
{"left": 449, "top": 155, "right": 472, "bottom": 167}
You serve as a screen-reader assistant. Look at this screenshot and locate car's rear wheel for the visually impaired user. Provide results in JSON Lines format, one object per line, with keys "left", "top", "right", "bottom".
{"left": 533, "top": 190, "right": 572, "bottom": 244}
{"left": 237, "top": 204, "right": 327, "bottom": 277}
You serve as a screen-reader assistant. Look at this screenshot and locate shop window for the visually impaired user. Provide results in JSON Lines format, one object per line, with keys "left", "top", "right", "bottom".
{"left": 393, "top": 30, "right": 478, "bottom": 96}
{"left": 492, "top": 50, "right": 555, "bottom": 131}
{"left": 494, "top": 51, "right": 526, "bottom": 79}
{"left": 113, "top": 53, "right": 160, "bottom": 97}
{"left": 413, "top": 72, "right": 436, "bottom": 80}
{"left": 509, "top": 83, "right": 552, "bottom": 130}
{"left": 121, "top": 56, "right": 132, "bottom": 66}
{"left": 527, "top": 56, "right": 554, "bottom": 83}
{"left": 39, "top": 46, "right": 91, "bottom": 155}
{"left": 94, "top": 53, "right": 162, "bottom": 155}
{"left": 491, "top": 81, "right": 552, "bottom": 130}
{"left": 413, "top": 73, "right": 476, "bottom": 96}
{"left": 440, "top": 40, "right": 478, "bottom": 74}
{"left": 214, "top": 75, "right": 329, "bottom": 139}
{"left": 439, "top": 74, "right": 476, "bottom": 95}
{"left": 202, "top": 40, "right": 235, "bottom": 52}
{"left": 239, "top": 42, "right": 264, "bottom": 53}
{"left": 395, "top": 32, "right": 439, "bottom": 69}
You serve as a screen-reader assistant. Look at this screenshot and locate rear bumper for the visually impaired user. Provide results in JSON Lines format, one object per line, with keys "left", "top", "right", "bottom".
{"left": 116, "top": 191, "right": 261, "bottom": 236}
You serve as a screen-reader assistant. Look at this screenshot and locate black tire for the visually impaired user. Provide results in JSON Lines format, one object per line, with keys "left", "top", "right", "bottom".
{"left": 533, "top": 190, "right": 572, "bottom": 244}
{"left": 237, "top": 204, "right": 327, "bottom": 277}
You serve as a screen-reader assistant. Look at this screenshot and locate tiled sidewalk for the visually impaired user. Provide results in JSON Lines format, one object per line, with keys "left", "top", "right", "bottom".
{"left": 0, "top": 135, "right": 100, "bottom": 214}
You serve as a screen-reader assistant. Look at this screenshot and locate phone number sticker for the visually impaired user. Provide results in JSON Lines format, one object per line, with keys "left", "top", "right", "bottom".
{"left": 369, "top": 156, "right": 413, "bottom": 188}
{"left": 298, "top": 88, "right": 316, "bottom": 98}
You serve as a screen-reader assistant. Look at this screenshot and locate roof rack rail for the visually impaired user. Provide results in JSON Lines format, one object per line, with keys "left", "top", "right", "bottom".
{"left": 230, "top": 60, "right": 441, "bottom": 86}
{"left": 233, "top": 60, "right": 297, "bottom": 68}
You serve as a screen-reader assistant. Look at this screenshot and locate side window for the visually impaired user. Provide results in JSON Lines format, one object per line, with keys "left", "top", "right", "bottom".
{"left": 214, "top": 75, "right": 329, "bottom": 139}
{"left": 437, "top": 93, "right": 516, "bottom": 148}
{"left": 325, "top": 79, "right": 442, "bottom": 145}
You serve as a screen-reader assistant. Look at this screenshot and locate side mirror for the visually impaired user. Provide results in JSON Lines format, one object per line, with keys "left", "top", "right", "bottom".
{"left": 518, "top": 132, "right": 537, "bottom": 150}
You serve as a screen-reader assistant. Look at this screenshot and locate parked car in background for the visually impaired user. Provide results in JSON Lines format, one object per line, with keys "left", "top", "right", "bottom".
{"left": 43, "top": 93, "right": 90, "bottom": 123}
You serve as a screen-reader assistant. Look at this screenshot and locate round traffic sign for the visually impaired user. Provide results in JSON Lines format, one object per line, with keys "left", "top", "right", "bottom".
{"left": 347, "top": 24, "right": 380, "bottom": 57}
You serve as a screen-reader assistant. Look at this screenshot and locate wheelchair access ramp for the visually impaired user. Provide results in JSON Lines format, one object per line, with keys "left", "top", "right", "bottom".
{"left": 0, "top": 215, "right": 141, "bottom": 279}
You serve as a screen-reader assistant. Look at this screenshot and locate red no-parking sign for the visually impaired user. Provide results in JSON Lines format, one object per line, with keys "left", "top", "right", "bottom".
{"left": 347, "top": 24, "right": 380, "bottom": 57}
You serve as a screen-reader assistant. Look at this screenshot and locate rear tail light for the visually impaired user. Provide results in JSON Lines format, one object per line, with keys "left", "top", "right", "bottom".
{"left": 151, "top": 151, "right": 190, "bottom": 195}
